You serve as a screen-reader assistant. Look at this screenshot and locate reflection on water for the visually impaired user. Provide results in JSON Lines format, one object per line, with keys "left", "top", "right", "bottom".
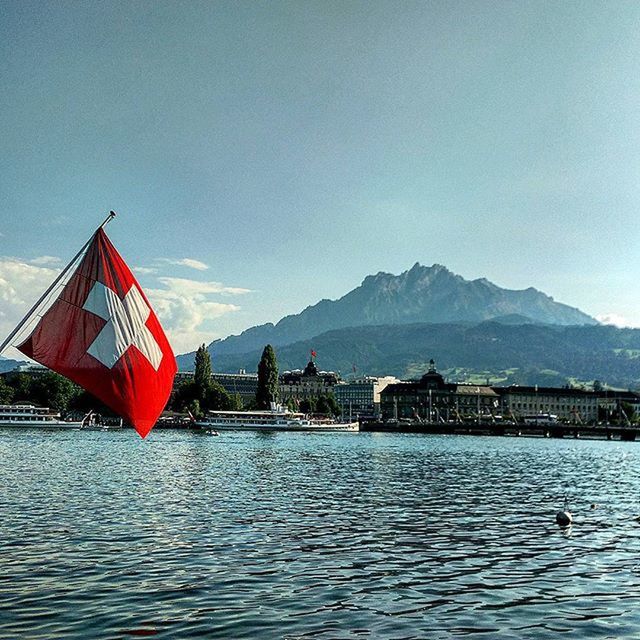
{"left": 2, "top": 430, "right": 640, "bottom": 638}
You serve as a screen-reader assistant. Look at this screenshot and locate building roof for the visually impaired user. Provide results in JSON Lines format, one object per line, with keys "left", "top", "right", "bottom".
{"left": 496, "top": 385, "right": 622, "bottom": 397}
{"left": 454, "top": 385, "right": 498, "bottom": 397}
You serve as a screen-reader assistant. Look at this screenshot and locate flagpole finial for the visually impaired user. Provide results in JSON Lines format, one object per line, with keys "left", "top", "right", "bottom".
{"left": 100, "top": 211, "right": 116, "bottom": 229}
{"left": 93, "top": 211, "right": 117, "bottom": 233}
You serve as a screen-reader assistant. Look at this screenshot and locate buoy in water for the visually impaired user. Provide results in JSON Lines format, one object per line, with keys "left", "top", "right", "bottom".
{"left": 556, "top": 495, "right": 572, "bottom": 526}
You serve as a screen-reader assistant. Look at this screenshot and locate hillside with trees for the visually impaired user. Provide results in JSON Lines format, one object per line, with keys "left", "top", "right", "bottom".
{"left": 199, "top": 322, "right": 640, "bottom": 389}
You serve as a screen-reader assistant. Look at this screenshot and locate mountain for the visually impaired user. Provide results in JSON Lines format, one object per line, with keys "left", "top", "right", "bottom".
{"left": 0, "top": 356, "right": 26, "bottom": 374}
{"left": 177, "top": 263, "right": 597, "bottom": 369}
{"left": 201, "top": 321, "right": 640, "bottom": 389}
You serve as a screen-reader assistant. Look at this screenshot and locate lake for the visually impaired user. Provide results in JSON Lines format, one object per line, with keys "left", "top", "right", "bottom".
{"left": 2, "top": 429, "right": 640, "bottom": 638}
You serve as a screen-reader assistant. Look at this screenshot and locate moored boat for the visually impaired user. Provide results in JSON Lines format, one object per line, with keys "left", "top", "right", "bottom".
{"left": 0, "top": 404, "right": 84, "bottom": 429}
{"left": 79, "top": 413, "right": 124, "bottom": 431}
{"left": 195, "top": 405, "right": 359, "bottom": 432}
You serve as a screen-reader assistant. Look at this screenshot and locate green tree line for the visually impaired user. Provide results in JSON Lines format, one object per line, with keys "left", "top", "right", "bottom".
{"left": 171, "top": 345, "right": 243, "bottom": 418}
{"left": 1, "top": 343, "right": 341, "bottom": 419}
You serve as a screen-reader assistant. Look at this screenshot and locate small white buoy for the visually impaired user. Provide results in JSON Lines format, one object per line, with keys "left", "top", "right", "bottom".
{"left": 556, "top": 495, "right": 572, "bottom": 527}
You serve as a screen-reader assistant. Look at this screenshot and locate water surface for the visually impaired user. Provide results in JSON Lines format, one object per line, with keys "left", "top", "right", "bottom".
{"left": 2, "top": 429, "right": 640, "bottom": 638}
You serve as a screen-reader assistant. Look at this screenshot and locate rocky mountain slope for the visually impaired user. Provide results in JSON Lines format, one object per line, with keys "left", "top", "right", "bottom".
{"left": 177, "top": 263, "right": 596, "bottom": 368}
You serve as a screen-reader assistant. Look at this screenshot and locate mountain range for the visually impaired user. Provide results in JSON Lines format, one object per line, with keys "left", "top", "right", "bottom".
{"left": 0, "top": 356, "right": 25, "bottom": 374}
{"left": 177, "top": 263, "right": 596, "bottom": 367}
{"left": 173, "top": 263, "right": 640, "bottom": 388}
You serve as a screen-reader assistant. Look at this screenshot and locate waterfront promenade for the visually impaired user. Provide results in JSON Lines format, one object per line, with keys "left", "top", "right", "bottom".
{"left": 362, "top": 420, "right": 640, "bottom": 441}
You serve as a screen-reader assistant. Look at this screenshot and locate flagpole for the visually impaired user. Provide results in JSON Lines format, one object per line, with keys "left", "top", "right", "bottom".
{"left": 0, "top": 211, "right": 117, "bottom": 356}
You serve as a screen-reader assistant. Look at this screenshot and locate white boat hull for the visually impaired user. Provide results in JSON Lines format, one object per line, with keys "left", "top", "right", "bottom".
{"left": 196, "top": 421, "right": 359, "bottom": 433}
{"left": 0, "top": 420, "right": 83, "bottom": 429}
{"left": 195, "top": 406, "right": 359, "bottom": 433}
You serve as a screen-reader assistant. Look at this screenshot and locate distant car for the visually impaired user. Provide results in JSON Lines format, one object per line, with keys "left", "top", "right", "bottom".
{"left": 522, "top": 413, "right": 559, "bottom": 425}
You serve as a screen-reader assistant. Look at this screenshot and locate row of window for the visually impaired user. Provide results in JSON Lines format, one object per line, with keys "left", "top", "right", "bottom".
{"left": 512, "top": 402, "right": 596, "bottom": 411}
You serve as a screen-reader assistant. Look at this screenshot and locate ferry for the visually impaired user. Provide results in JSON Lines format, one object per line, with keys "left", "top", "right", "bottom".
{"left": 0, "top": 404, "right": 84, "bottom": 429}
{"left": 195, "top": 405, "right": 359, "bottom": 433}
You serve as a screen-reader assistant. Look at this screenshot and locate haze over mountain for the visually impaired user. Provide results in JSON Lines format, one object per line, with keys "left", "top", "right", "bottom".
{"left": 177, "top": 263, "right": 597, "bottom": 368}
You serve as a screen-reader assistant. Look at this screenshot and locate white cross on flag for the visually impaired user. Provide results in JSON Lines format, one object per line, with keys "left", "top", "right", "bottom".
{"left": 17, "top": 228, "right": 177, "bottom": 438}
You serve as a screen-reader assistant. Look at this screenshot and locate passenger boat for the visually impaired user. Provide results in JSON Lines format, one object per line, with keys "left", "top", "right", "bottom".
{"left": 195, "top": 405, "right": 359, "bottom": 432}
{"left": 0, "top": 404, "right": 84, "bottom": 429}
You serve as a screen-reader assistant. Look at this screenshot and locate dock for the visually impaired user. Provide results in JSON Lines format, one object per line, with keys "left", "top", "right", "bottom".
{"left": 360, "top": 421, "right": 639, "bottom": 441}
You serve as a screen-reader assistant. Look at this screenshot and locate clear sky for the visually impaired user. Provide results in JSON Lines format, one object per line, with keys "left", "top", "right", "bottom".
{"left": 2, "top": 0, "right": 640, "bottom": 358}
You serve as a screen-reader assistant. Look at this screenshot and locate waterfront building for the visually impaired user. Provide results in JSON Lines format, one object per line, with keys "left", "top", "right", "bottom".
{"left": 212, "top": 372, "right": 258, "bottom": 405}
{"left": 496, "top": 387, "right": 640, "bottom": 424}
{"left": 0, "top": 364, "right": 49, "bottom": 382}
{"left": 596, "top": 390, "right": 640, "bottom": 424}
{"left": 334, "top": 376, "right": 399, "bottom": 419}
{"left": 173, "top": 371, "right": 194, "bottom": 386}
{"left": 173, "top": 370, "right": 258, "bottom": 406}
{"left": 379, "top": 360, "right": 498, "bottom": 422}
{"left": 379, "top": 360, "right": 640, "bottom": 425}
{"left": 280, "top": 359, "right": 339, "bottom": 402}
{"left": 496, "top": 386, "right": 599, "bottom": 423}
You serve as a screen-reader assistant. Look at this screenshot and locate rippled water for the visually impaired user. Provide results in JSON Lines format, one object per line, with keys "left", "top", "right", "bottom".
{"left": 2, "top": 430, "right": 640, "bottom": 638}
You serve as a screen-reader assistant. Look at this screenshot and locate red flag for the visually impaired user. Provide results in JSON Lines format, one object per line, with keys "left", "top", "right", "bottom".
{"left": 311, "top": 350, "right": 317, "bottom": 358}
{"left": 17, "top": 228, "right": 176, "bottom": 438}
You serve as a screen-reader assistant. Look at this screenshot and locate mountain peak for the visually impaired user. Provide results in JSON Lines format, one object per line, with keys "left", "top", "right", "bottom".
{"left": 177, "top": 263, "right": 598, "bottom": 366}
{"left": 405, "top": 262, "right": 450, "bottom": 275}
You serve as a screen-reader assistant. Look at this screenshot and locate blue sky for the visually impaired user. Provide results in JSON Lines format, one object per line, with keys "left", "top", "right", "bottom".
{"left": 1, "top": 1, "right": 640, "bottom": 357}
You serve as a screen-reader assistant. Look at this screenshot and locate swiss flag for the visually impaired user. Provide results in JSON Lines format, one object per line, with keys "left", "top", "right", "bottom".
{"left": 17, "top": 228, "right": 177, "bottom": 438}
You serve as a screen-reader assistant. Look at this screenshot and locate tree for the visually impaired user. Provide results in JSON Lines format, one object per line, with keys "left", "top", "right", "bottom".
{"left": 29, "top": 373, "right": 79, "bottom": 413}
{"left": 299, "top": 394, "right": 341, "bottom": 417}
{"left": 171, "top": 380, "right": 199, "bottom": 412}
{"left": 193, "top": 344, "right": 234, "bottom": 410}
{"left": 69, "top": 389, "right": 116, "bottom": 416}
{"left": 204, "top": 381, "right": 233, "bottom": 410}
{"left": 316, "top": 393, "right": 341, "bottom": 417}
{"left": 172, "top": 376, "right": 232, "bottom": 413}
{"left": 299, "top": 397, "right": 316, "bottom": 414}
{"left": 194, "top": 344, "right": 212, "bottom": 400}
{"left": 9, "top": 373, "right": 33, "bottom": 402}
{"left": 256, "top": 344, "right": 279, "bottom": 409}
{"left": 230, "top": 392, "right": 244, "bottom": 410}
{"left": 0, "top": 377, "right": 14, "bottom": 404}
{"left": 186, "top": 398, "right": 202, "bottom": 420}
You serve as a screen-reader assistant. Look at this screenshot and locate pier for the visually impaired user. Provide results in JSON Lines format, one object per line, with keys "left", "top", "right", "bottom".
{"left": 360, "top": 420, "right": 638, "bottom": 441}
